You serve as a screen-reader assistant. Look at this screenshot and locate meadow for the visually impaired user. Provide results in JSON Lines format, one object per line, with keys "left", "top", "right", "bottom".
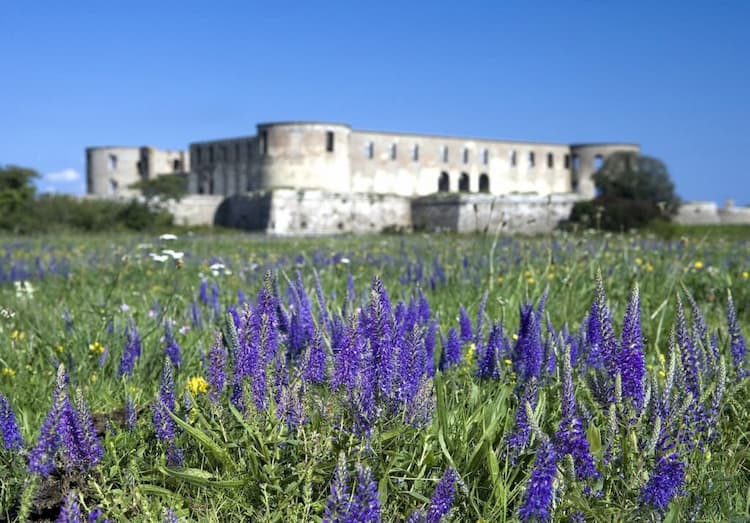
{"left": 0, "top": 229, "right": 748, "bottom": 522}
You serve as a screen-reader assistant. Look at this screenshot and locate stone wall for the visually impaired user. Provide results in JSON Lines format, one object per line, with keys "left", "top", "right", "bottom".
{"left": 213, "top": 189, "right": 412, "bottom": 235}
{"left": 675, "top": 201, "right": 750, "bottom": 226}
{"left": 411, "top": 193, "right": 581, "bottom": 234}
{"left": 167, "top": 195, "right": 224, "bottom": 227}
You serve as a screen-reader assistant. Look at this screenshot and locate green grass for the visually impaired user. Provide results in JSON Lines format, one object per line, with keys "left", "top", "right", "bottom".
{"left": 0, "top": 230, "right": 749, "bottom": 521}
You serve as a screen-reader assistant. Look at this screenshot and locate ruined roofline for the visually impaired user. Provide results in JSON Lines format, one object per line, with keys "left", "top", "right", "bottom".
{"left": 86, "top": 145, "right": 186, "bottom": 153}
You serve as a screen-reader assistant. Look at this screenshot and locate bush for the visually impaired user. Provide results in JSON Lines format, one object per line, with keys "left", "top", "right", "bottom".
{"left": 569, "top": 197, "right": 666, "bottom": 231}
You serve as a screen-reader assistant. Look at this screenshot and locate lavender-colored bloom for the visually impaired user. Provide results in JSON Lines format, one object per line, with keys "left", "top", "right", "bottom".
{"left": 198, "top": 279, "right": 209, "bottom": 304}
{"left": 118, "top": 323, "right": 142, "bottom": 377}
{"left": 367, "top": 276, "right": 395, "bottom": 397}
{"left": 210, "top": 282, "right": 221, "bottom": 317}
{"left": 459, "top": 305, "right": 473, "bottom": 342}
{"left": 439, "top": 328, "right": 461, "bottom": 371}
{"left": 125, "top": 395, "right": 137, "bottom": 431}
{"left": 0, "top": 393, "right": 23, "bottom": 451}
{"left": 324, "top": 453, "right": 351, "bottom": 523}
{"left": 514, "top": 304, "right": 542, "bottom": 382}
{"left": 641, "top": 453, "right": 686, "bottom": 511}
{"left": 207, "top": 331, "right": 227, "bottom": 404}
{"left": 418, "top": 289, "right": 431, "bottom": 324}
{"left": 477, "top": 324, "right": 503, "bottom": 380}
{"left": 507, "top": 380, "right": 538, "bottom": 454}
{"left": 303, "top": 329, "right": 327, "bottom": 385}
{"left": 352, "top": 463, "right": 381, "bottom": 522}
{"left": 87, "top": 507, "right": 107, "bottom": 522}
{"left": 425, "top": 468, "right": 458, "bottom": 523}
{"left": 555, "top": 347, "right": 598, "bottom": 480}
{"left": 73, "top": 388, "right": 104, "bottom": 469}
{"left": 331, "top": 317, "right": 361, "bottom": 392}
{"left": 162, "top": 507, "right": 179, "bottom": 523}
{"left": 57, "top": 492, "right": 83, "bottom": 523}
{"left": 518, "top": 440, "right": 558, "bottom": 523}
{"left": 585, "top": 274, "right": 616, "bottom": 372}
{"left": 619, "top": 285, "right": 646, "bottom": 409}
{"left": 190, "top": 301, "right": 202, "bottom": 329}
{"left": 727, "top": 292, "right": 748, "bottom": 379}
{"left": 164, "top": 321, "right": 181, "bottom": 369}
{"left": 288, "top": 271, "right": 315, "bottom": 358}
{"left": 675, "top": 296, "right": 701, "bottom": 396}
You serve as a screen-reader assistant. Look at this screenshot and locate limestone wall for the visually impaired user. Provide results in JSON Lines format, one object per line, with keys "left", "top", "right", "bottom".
{"left": 167, "top": 195, "right": 224, "bottom": 227}
{"left": 674, "top": 202, "right": 721, "bottom": 225}
{"left": 412, "top": 193, "right": 582, "bottom": 234}
{"left": 212, "top": 189, "right": 411, "bottom": 235}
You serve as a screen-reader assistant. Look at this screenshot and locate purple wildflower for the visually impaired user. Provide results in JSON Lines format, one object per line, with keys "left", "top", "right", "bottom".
{"left": 518, "top": 439, "right": 558, "bottom": 523}
{"left": 331, "top": 317, "right": 362, "bottom": 392}
{"left": 675, "top": 296, "right": 701, "bottom": 396}
{"left": 458, "top": 305, "right": 473, "bottom": 342}
{"left": 162, "top": 507, "right": 179, "bottom": 523}
{"left": 440, "top": 327, "right": 461, "bottom": 370}
{"left": 507, "top": 380, "right": 538, "bottom": 455}
{"left": 619, "top": 285, "right": 646, "bottom": 409}
{"left": 474, "top": 292, "right": 488, "bottom": 345}
{"left": 118, "top": 323, "right": 142, "bottom": 378}
{"left": 424, "top": 320, "right": 437, "bottom": 377}
{"left": 164, "top": 321, "right": 181, "bottom": 369}
{"left": 125, "top": 395, "right": 137, "bottom": 430}
{"left": 352, "top": 463, "right": 381, "bottom": 522}
{"left": 367, "top": 276, "right": 395, "bottom": 397}
{"left": 477, "top": 324, "right": 503, "bottom": 380}
{"left": 425, "top": 468, "right": 458, "bottom": 523}
{"left": 514, "top": 304, "right": 543, "bottom": 382}
{"left": 57, "top": 492, "right": 83, "bottom": 523}
{"left": 73, "top": 388, "right": 104, "bottom": 469}
{"left": 641, "top": 453, "right": 685, "bottom": 511}
{"left": 303, "top": 329, "right": 327, "bottom": 385}
{"left": 0, "top": 393, "right": 23, "bottom": 451}
{"left": 585, "top": 273, "right": 617, "bottom": 372}
{"left": 207, "top": 331, "right": 227, "bottom": 404}
{"left": 555, "top": 347, "right": 598, "bottom": 480}
{"left": 324, "top": 453, "right": 351, "bottom": 523}
{"left": 198, "top": 279, "right": 209, "bottom": 304}
{"left": 191, "top": 301, "right": 202, "bottom": 329}
{"left": 727, "top": 292, "right": 748, "bottom": 379}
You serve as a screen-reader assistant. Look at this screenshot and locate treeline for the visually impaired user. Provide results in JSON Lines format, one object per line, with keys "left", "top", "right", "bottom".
{"left": 0, "top": 165, "right": 172, "bottom": 234}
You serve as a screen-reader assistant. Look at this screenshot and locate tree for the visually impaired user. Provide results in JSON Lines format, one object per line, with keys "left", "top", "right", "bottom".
{"left": 129, "top": 173, "right": 188, "bottom": 202}
{"left": 593, "top": 152, "right": 680, "bottom": 214}
{"left": 569, "top": 152, "right": 680, "bottom": 231}
{"left": 0, "top": 165, "right": 39, "bottom": 232}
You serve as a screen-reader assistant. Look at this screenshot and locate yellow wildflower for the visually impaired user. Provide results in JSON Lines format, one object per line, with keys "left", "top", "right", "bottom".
{"left": 658, "top": 370, "right": 666, "bottom": 378}
{"left": 547, "top": 273, "right": 555, "bottom": 280}
{"left": 693, "top": 261, "right": 704, "bottom": 269}
{"left": 742, "top": 271, "right": 749, "bottom": 280}
{"left": 90, "top": 373, "right": 98, "bottom": 383}
{"left": 466, "top": 343, "right": 476, "bottom": 364}
{"left": 188, "top": 376, "right": 209, "bottom": 395}
{"left": 635, "top": 258, "right": 643, "bottom": 265}
{"left": 512, "top": 333, "right": 519, "bottom": 341}
{"left": 11, "top": 330, "right": 24, "bottom": 341}
{"left": 524, "top": 270, "right": 532, "bottom": 277}
{"left": 2, "top": 367, "right": 16, "bottom": 377}
{"left": 644, "top": 263, "right": 654, "bottom": 272}
{"left": 527, "top": 277, "right": 536, "bottom": 285}
{"left": 503, "top": 359, "right": 513, "bottom": 366}
{"left": 89, "top": 341, "right": 105, "bottom": 354}
{"left": 55, "top": 344, "right": 64, "bottom": 353}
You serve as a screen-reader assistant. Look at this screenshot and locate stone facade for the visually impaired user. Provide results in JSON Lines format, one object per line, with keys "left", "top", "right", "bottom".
{"left": 86, "top": 146, "right": 188, "bottom": 197}
{"left": 86, "top": 121, "right": 647, "bottom": 234}
{"left": 185, "top": 121, "right": 639, "bottom": 200}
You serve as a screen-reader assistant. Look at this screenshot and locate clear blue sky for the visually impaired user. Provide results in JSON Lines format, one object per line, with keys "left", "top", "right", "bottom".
{"left": 1, "top": 1, "right": 748, "bottom": 204}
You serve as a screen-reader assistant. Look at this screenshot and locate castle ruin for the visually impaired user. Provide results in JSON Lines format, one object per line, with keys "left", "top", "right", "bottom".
{"left": 87, "top": 121, "right": 641, "bottom": 234}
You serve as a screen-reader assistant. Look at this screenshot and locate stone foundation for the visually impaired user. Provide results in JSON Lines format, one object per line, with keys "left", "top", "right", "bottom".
{"left": 411, "top": 193, "right": 582, "bottom": 234}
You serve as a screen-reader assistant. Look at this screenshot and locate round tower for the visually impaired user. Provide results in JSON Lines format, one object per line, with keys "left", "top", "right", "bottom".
{"left": 569, "top": 143, "right": 640, "bottom": 199}
{"left": 86, "top": 146, "right": 143, "bottom": 196}
{"left": 256, "top": 122, "right": 352, "bottom": 193}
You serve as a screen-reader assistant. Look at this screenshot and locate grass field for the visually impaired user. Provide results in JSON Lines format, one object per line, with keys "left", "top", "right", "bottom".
{"left": 0, "top": 229, "right": 748, "bottom": 522}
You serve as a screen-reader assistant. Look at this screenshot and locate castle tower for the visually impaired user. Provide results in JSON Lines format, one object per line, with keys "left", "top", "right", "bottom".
{"left": 569, "top": 143, "right": 640, "bottom": 199}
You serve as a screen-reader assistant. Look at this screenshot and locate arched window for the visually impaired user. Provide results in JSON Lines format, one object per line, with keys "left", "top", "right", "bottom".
{"left": 594, "top": 154, "right": 604, "bottom": 170}
{"left": 459, "top": 173, "right": 470, "bottom": 192}
{"left": 547, "top": 153, "right": 554, "bottom": 168}
{"left": 438, "top": 172, "right": 450, "bottom": 192}
{"left": 479, "top": 173, "right": 490, "bottom": 193}
{"left": 509, "top": 150, "right": 517, "bottom": 167}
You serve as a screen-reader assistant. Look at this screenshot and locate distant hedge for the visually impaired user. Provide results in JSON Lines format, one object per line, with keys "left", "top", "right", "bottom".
{"left": 4, "top": 194, "right": 173, "bottom": 234}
